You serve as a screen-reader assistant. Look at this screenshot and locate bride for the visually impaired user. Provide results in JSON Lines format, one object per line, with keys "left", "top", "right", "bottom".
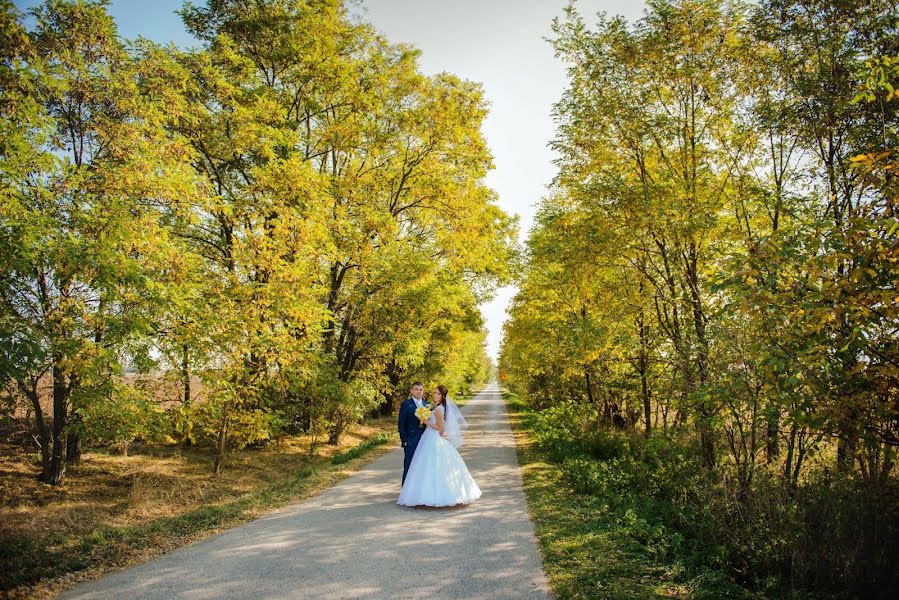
{"left": 397, "top": 385, "right": 481, "bottom": 507}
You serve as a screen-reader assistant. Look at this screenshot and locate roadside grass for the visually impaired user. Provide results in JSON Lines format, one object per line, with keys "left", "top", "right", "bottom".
{"left": 1, "top": 418, "right": 397, "bottom": 600}
{"left": 331, "top": 432, "right": 392, "bottom": 465}
{"left": 504, "top": 390, "right": 754, "bottom": 600}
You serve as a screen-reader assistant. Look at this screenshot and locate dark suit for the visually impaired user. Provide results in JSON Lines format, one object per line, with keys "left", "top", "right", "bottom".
{"left": 397, "top": 396, "right": 428, "bottom": 484}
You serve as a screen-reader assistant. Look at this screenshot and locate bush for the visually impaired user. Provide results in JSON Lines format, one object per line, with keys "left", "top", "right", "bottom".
{"left": 678, "top": 470, "right": 899, "bottom": 596}
{"left": 530, "top": 402, "right": 583, "bottom": 460}
{"left": 581, "top": 426, "right": 630, "bottom": 460}
{"left": 79, "top": 383, "right": 166, "bottom": 453}
{"left": 524, "top": 400, "right": 899, "bottom": 598}
{"left": 552, "top": 423, "right": 703, "bottom": 502}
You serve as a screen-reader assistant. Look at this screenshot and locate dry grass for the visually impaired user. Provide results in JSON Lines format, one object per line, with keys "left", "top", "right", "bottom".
{"left": 0, "top": 416, "right": 396, "bottom": 600}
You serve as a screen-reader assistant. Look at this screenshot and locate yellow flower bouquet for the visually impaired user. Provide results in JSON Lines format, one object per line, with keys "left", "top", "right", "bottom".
{"left": 414, "top": 406, "right": 431, "bottom": 424}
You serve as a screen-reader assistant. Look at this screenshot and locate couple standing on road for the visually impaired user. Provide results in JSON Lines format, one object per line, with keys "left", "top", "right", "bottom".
{"left": 396, "top": 381, "right": 481, "bottom": 508}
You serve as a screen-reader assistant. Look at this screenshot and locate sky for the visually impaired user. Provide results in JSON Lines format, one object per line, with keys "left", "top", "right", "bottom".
{"left": 14, "top": 0, "right": 647, "bottom": 360}
{"left": 358, "top": 1, "right": 647, "bottom": 361}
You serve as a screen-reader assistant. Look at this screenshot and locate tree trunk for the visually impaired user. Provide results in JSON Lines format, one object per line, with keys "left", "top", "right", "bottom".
{"left": 685, "top": 242, "right": 715, "bottom": 469}
{"left": 372, "top": 360, "right": 403, "bottom": 418}
{"left": 765, "top": 407, "right": 780, "bottom": 463}
{"left": 67, "top": 296, "right": 105, "bottom": 464}
{"left": 783, "top": 424, "right": 798, "bottom": 487}
{"left": 182, "top": 344, "right": 191, "bottom": 407}
{"left": 637, "top": 303, "right": 651, "bottom": 437}
{"left": 328, "top": 413, "right": 346, "bottom": 445}
{"left": 24, "top": 381, "right": 51, "bottom": 475}
{"left": 181, "top": 344, "right": 193, "bottom": 446}
{"left": 212, "top": 409, "right": 228, "bottom": 476}
{"left": 584, "top": 367, "right": 595, "bottom": 408}
{"left": 65, "top": 373, "right": 82, "bottom": 464}
{"left": 837, "top": 417, "right": 858, "bottom": 473}
{"left": 836, "top": 354, "right": 859, "bottom": 472}
{"left": 640, "top": 369, "right": 651, "bottom": 438}
{"left": 65, "top": 426, "right": 81, "bottom": 464}
{"left": 41, "top": 359, "right": 68, "bottom": 485}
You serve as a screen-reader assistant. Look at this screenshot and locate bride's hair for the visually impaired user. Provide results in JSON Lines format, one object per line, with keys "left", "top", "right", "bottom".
{"left": 435, "top": 385, "right": 449, "bottom": 409}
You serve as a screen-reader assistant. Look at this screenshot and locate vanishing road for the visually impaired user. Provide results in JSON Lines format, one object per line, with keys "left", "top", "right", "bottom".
{"left": 59, "top": 383, "right": 551, "bottom": 599}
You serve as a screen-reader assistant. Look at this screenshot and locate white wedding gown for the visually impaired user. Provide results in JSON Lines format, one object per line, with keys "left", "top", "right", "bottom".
{"left": 397, "top": 405, "right": 482, "bottom": 507}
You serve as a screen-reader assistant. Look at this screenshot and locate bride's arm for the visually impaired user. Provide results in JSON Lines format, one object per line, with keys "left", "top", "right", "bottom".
{"left": 428, "top": 406, "right": 446, "bottom": 435}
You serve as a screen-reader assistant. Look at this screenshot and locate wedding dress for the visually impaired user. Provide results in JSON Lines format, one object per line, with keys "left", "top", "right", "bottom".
{"left": 397, "top": 404, "right": 481, "bottom": 507}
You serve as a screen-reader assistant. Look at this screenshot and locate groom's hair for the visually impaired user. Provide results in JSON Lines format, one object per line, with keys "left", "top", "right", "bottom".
{"left": 411, "top": 381, "right": 423, "bottom": 388}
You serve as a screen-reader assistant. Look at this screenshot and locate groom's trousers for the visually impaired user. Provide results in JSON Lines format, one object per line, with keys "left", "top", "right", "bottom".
{"left": 402, "top": 432, "right": 422, "bottom": 484}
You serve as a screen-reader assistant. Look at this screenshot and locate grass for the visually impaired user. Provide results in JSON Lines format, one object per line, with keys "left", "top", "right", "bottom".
{"left": 503, "top": 390, "right": 754, "bottom": 600}
{"left": 331, "top": 432, "right": 392, "bottom": 464}
{"left": 0, "top": 417, "right": 398, "bottom": 600}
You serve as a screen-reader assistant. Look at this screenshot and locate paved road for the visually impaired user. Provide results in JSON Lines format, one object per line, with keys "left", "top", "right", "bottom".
{"left": 59, "top": 384, "right": 551, "bottom": 599}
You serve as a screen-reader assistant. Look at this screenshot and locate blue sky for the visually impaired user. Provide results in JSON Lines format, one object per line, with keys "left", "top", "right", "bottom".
{"left": 13, "top": 0, "right": 647, "bottom": 359}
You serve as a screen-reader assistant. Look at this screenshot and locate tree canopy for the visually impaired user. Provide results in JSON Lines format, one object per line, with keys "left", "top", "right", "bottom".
{"left": 0, "top": 0, "right": 512, "bottom": 483}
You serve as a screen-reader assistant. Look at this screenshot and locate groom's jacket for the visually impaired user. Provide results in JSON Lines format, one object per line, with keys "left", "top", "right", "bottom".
{"left": 398, "top": 396, "right": 428, "bottom": 447}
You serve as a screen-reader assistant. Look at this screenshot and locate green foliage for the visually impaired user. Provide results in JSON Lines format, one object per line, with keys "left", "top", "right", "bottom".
{"left": 514, "top": 396, "right": 899, "bottom": 598}
{"left": 530, "top": 402, "right": 584, "bottom": 460}
{"left": 77, "top": 381, "right": 166, "bottom": 453}
{"left": 503, "top": 0, "right": 898, "bottom": 478}
{"left": 508, "top": 393, "right": 750, "bottom": 600}
{"left": 0, "top": 0, "right": 202, "bottom": 482}
{"left": 501, "top": 5, "right": 899, "bottom": 593}
{"left": 501, "top": 2, "right": 897, "bottom": 594}
{"left": 1, "top": 0, "right": 509, "bottom": 482}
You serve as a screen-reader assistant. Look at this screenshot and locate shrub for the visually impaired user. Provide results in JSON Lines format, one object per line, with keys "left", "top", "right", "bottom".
{"left": 79, "top": 382, "right": 166, "bottom": 454}
{"left": 581, "top": 426, "right": 630, "bottom": 460}
{"left": 524, "top": 400, "right": 899, "bottom": 597}
{"left": 530, "top": 402, "right": 583, "bottom": 460}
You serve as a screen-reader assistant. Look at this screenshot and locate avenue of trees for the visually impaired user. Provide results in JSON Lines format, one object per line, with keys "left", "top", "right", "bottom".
{"left": 0, "top": 0, "right": 511, "bottom": 484}
{"left": 501, "top": 0, "right": 897, "bottom": 594}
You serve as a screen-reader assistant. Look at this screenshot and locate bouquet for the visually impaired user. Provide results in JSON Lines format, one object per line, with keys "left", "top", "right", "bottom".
{"left": 414, "top": 406, "right": 431, "bottom": 425}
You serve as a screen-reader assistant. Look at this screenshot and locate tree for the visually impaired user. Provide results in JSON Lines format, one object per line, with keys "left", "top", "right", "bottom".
{"left": 1, "top": 0, "right": 511, "bottom": 480}
{"left": 502, "top": 0, "right": 897, "bottom": 487}
{"left": 0, "top": 0, "right": 199, "bottom": 484}
{"left": 175, "top": 0, "right": 514, "bottom": 447}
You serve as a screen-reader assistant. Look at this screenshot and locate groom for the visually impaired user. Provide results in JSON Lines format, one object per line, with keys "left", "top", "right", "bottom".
{"left": 397, "top": 381, "right": 428, "bottom": 485}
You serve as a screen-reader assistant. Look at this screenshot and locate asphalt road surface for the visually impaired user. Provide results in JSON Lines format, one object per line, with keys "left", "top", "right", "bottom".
{"left": 59, "top": 383, "right": 552, "bottom": 600}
